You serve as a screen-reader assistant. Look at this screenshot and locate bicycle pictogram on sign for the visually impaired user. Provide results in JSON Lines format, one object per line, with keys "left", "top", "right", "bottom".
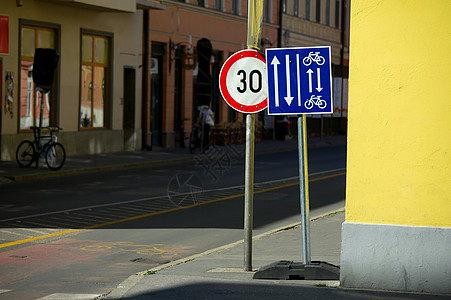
{"left": 305, "top": 95, "right": 327, "bottom": 110}
{"left": 266, "top": 46, "right": 333, "bottom": 115}
{"left": 302, "top": 52, "right": 325, "bottom": 66}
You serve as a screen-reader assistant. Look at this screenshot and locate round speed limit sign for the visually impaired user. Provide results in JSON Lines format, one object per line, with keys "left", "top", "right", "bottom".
{"left": 219, "top": 49, "right": 268, "bottom": 113}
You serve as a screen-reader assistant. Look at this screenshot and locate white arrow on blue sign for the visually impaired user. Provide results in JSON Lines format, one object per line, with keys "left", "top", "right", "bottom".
{"left": 266, "top": 46, "right": 333, "bottom": 115}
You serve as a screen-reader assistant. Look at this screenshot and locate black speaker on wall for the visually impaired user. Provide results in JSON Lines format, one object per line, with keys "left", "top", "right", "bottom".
{"left": 32, "top": 48, "right": 59, "bottom": 90}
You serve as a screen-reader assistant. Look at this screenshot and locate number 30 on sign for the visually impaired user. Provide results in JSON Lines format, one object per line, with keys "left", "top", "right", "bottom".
{"left": 219, "top": 49, "right": 268, "bottom": 113}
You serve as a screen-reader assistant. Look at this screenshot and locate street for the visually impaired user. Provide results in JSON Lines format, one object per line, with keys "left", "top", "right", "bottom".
{"left": 0, "top": 144, "right": 346, "bottom": 299}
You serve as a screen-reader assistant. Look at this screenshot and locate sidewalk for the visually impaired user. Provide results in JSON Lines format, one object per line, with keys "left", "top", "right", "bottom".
{"left": 0, "top": 135, "right": 346, "bottom": 184}
{"left": 104, "top": 209, "right": 447, "bottom": 300}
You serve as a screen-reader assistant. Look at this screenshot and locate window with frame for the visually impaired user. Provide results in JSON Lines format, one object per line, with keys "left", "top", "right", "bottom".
{"left": 80, "top": 33, "right": 110, "bottom": 129}
{"left": 293, "top": 0, "right": 299, "bottom": 16}
{"left": 232, "top": 0, "right": 240, "bottom": 15}
{"left": 215, "top": 0, "right": 223, "bottom": 11}
{"left": 19, "top": 25, "right": 57, "bottom": 130}
{"left": 316, "top": 0, "right": 321, "bottom": 23}
{"left": 305, "top": 0, "right": 311, "bottom": 20}
{"left": 264, "top": 0, "right": 272, "bottom": 23}
{"left": 335, "top": 0, "right": 340, "bottom": 28}
{"left": 326, "top": 0, "right": 331, "bottom": 25}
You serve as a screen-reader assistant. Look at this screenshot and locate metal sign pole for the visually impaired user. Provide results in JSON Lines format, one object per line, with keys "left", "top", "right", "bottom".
{"left": 244, "top": 0, "right": 263, "bottom": 272}
{"left": 36, "top": 89, "right": 45, "bottom": 167}
{"left": 244, "top": 113, "right": 255, "bottom": 271}
{"left": 38, "top": 89, "right": 45, "bottom": 141}
{"left": 298, "top": 115, "right": 311, "bottom": 264}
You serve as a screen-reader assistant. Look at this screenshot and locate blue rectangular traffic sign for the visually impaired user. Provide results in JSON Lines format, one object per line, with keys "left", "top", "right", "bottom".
{"left": 266, "top": 46, "right": 333, "bottom": 115}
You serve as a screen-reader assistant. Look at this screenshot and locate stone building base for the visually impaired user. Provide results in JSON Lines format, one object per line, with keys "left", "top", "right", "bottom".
{"left": 340, "top": 222, "right": 451, "bottom": 294}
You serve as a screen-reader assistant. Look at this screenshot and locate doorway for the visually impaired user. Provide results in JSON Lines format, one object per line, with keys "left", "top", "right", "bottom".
{"left": 123, "top": 67, "right": 136, "bottom": 150}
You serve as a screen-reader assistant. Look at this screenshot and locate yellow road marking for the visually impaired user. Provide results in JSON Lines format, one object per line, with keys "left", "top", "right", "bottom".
{"left": 0, "top": 172, "right": 346, "bottom": 249}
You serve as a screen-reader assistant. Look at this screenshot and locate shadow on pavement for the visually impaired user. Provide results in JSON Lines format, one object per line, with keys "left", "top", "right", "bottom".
{"left": 121, "top": 282, "right": 448, "bottom": 300}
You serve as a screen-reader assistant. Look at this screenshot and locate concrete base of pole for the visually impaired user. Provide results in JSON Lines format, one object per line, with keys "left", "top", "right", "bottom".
{"left": 253, "top": 260, "right": 340, "bottom": 280}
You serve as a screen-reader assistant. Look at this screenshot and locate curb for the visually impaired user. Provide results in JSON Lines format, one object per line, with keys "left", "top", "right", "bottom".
{"left": 103, "top": 206, "right": 345, "bottom": 299}
{"left": 3, "top": 157, "right": 194, "bottom": 183}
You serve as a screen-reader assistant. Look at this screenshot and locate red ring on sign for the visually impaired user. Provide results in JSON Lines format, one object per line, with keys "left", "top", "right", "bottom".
{"left": 219, "top": 49, "right": 268, "bottom": 113}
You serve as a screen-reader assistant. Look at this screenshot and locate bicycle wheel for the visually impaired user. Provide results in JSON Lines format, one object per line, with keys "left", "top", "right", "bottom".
{"left": 305, "top": 100, "right": 314, "bottom": 110}
{"left": 302, "top": 57, "right": 312, "bottom": 66}
{"left": 16, "top": 140, "right": 36, "bottom": 168}
{"left": 45, "top": 142, "right": 66, "bottom": 171}
{"left": 318, "top": 100, "right": 327, "bottom": 109}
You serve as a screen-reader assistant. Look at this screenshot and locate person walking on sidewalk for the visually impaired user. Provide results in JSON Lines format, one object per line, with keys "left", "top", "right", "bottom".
{"left": 196, "top": 105, "right": 215, "bottom": 152}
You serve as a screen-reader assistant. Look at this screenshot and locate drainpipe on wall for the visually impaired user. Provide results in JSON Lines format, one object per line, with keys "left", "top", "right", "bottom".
{"left": 142, "top": 9, "right": 152, "bottom": 150}
{"left": 277, "top": 0, "right": 283, "bottom": 47}
{"left": 340, "top": 0, "right": 347, "bottom": 134}
{"left": 340, "top": 0, "right": 346, "bottom": 72}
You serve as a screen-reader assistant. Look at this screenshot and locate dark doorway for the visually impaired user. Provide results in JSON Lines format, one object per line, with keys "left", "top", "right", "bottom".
{"left": 151, "top": 42, "right": 164, "bottom": 147}
{"left": 150, "top": 42, "right": 165, "bottom": 146}
{"left": 123, "top": 67, "right": 136, "bottom": 150}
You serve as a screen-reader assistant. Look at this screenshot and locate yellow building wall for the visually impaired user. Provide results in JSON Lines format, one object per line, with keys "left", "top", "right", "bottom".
{"left": 345, "top": 0, "right": 451, "bottom": 227}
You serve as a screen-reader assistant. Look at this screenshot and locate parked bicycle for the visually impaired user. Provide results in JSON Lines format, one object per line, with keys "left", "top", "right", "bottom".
{"left": 16, "top": 126, "right": 66, "bottom": 170}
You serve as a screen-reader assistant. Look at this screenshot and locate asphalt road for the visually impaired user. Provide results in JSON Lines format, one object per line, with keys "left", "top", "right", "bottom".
{"left": 0, "top": 145, "right": 345, "bottom": 220}
{"left": 0, "top": 145, "right": 346, "bottom": 299}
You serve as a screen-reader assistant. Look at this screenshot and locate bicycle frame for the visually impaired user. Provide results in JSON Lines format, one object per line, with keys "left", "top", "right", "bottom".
{"left": 30, "top": 126, "right": 54, "bottom": 153}
{"left": 307, "top": 52, "right": 316, "bottom": 60}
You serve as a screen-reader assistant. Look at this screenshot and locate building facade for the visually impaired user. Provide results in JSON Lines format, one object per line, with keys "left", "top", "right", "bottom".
{"left": 0, "top": 0, "right": 163, "bottom": 161}
{"left": 144, "top": 0, "right": 349, "bottom": 148}
{"left": 280, "top": 0, "right": 349, "bottom": 135}
{"left": 144, "top": 0, "right": 279, "bottom": 148}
